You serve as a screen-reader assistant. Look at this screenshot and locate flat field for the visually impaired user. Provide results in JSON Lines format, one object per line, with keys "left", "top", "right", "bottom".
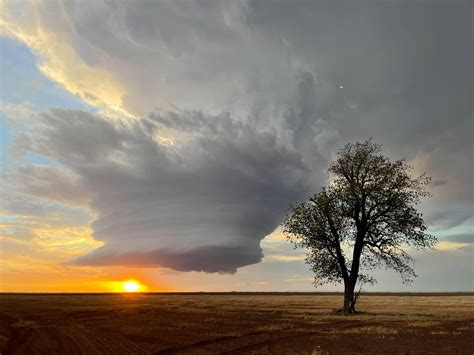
{"left": 0, "top": 293, "right": 473, "bottom": 354}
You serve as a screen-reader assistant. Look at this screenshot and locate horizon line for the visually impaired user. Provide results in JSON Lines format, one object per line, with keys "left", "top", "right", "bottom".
{"left": 1, "top": 291, "right": 473, "bottom": 296}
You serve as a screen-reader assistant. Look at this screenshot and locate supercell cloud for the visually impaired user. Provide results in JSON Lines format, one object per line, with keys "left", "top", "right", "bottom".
{"left": 31, "top": 108, "right": 312, "bottom": 272}
{"left": 3, "top": 1, "right": 472, "bottom": 273}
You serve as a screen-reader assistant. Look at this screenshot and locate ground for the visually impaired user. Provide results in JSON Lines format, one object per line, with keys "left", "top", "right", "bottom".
{"left": 0, "top": 293, "right": 472, "bottom": 354}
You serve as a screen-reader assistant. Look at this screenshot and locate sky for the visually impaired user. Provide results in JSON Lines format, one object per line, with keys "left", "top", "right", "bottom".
{"left": 0, "top": 0, "right": 472, "bottom": 293}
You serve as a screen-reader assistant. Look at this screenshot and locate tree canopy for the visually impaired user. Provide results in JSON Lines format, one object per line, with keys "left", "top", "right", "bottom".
{"left": 283, "top": 140, "right": 437, "bottom": 313}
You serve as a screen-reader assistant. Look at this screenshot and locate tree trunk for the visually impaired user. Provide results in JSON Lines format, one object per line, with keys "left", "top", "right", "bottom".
{"left": 343, "top": 229, "right": 364, "bottom": 314}
{"left": 343, "top": 282, "right": 356, "bottom": 314}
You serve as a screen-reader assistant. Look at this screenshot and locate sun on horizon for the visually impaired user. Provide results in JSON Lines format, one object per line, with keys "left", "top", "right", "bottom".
{"left": 121, "top": 281, "right": 143, "bottom": 293}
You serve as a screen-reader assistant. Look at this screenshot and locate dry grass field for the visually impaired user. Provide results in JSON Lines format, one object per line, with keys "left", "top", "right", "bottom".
{"left": 0, "top": 293, "right": 473, "bottom": 354}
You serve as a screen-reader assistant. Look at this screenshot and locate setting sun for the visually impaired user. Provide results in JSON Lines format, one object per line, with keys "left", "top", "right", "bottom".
{"left": 122, "top": 281, "right": 141, "bottom": 293}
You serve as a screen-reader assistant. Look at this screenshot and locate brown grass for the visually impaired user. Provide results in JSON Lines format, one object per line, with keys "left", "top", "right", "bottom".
{"left": 0, "top": 293, "right": 473, "bottom": 354}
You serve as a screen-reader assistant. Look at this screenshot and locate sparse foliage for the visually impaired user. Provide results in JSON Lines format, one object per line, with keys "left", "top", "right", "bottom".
{"left": 283, "top": 140, "right": 436, "bottom": 314}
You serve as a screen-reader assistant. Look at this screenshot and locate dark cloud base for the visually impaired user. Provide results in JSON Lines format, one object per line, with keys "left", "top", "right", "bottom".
{"left": 71, "top": 245, "right": 263, "bottom": 274}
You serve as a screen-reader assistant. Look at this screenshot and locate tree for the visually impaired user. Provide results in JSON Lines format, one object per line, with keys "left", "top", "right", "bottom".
{"left": 283, "top": 140, "right": 437, "bottom": 314}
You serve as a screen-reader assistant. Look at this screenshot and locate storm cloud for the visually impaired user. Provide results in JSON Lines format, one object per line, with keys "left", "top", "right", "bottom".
{"left": 31, "top": 108, "right": 312, "bottom": 272}
{"left": 4, "top": 0, "right": 472, "bottom": 273}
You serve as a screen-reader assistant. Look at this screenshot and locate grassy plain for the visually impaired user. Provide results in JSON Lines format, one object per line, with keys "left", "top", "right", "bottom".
{"left": 0, "top": 293, "right": 472, "bottom": 354}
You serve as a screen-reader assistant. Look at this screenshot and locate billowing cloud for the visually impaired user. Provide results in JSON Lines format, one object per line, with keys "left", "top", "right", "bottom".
{"left": 25, "top": 108, "right": 313, "bottom": 272}
{"left": 3, "top": 1, "right": 472, "bottom": 277}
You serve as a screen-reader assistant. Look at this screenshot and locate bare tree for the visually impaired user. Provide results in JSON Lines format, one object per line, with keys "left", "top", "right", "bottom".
{"left": 283, "top": 140, "right": 436, "bottom": 314}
